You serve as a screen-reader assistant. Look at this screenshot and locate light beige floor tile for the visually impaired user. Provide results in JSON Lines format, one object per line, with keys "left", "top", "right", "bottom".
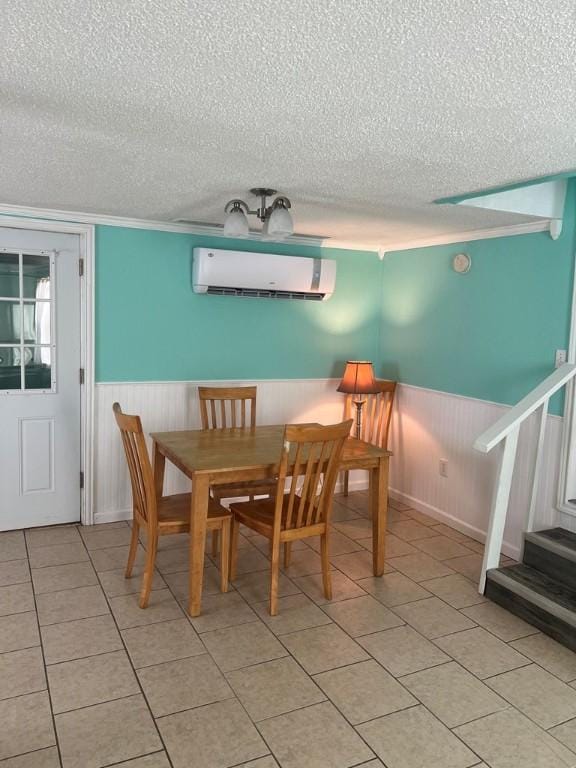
{"left": 253, "top": 593, "right": 333, "bottom": 635}
{"left": 387, "top": 553, "right": 455, "bottom": 582}
{"left": 357, "top": 572, "right": 431, "bottom": 607}
{"left": 56, "top": 694, "right": 162, "bottom": 768}
{"left": 401, "top": 661, "right": 507, "bottom": 727}
{"left": 429, "top": 524, "right": 473, "bottom": 543}
{"left": 358, "top": 705, "right": 478, "bottom": 768}
{"left": 0, "top": 582, "right": 35, "bottom": 616}
{"left": 227, "top": 656, "right": 325, "bottom": 721}
{"left": 164, "top": 565, "right": 225, "bottom": 600}
{"left": 358, "top": 626, "right": 450, "bottom": 676}
{"left": 0, "top": 646, "right": 46, "bottom": 700}
{"left": 231, "top": 545, "right": 271, "bottom": 576}
{"left": 201, "top": 621, "right": 287, "bottom": 672}
{"left": 282, "top": 548, "right": 332, "bottom": 578}
{"left": 436, "top": 626, "right": 530, "bottom": 678}
{"left": 259, "top": 700, "right": 374, "bottom": 768}
{"left": 0, "top": 531, "right": 26, "bottom": 563}
{"left": 387, "top": 521, "right": 439, "bottom": 542}
{"left": 393, "top": 597, "right": 475, "bottom": 639}
{"left": 233, "top": 569, "right": 300, "bottom": 604}
{"left": 122, "top": 617, "right": 204, "bottom": 668}
{"left": 413, "top": 535, "right": 475, "bottom": 561}
{"left": 0, "top": 691, "right": 55, "bottom": 761}
{"left": 99, "top": 566, "right": 166, "bottom": 597}
{"left": 293, "top": 570, "right": 366, "bottom": 604}
{"left": 0, "top": 611, "right": 39, "bottom": 653}
{"left": 0, "top": 746, "right": 61, "bottom": 767}
{"left": 80, "top": 526, "right": 133, "bottom": 550}
{"left": 550, "top": 717, "right": 576, "bottom": 753}
{"left": 187, "top": 591, "right": 257, "bottom": 634}
{"left": 330, "top": 550, "right": 379, "bottom": 580}
{"left": 154, "top": 547, "right": 190, "bottom": 575}
{"left": 308, "top": 530, "right": 363, "bottom": 556}
{"left": 157, "top": 698, "right": 268, "bottom": 768}
{"left": 486, "top": 663, "right": 576, "bottom": 729}
{"left": 404, "top": 509, "right": 438, "bottom": 526}
{"left": 511, "top": 633, "right": 576, "bottom": 683}
{"left": 444, "top": 554, "right": 483, "bottom": 582}
{"left": 138, "top": 654, "right": 233, "bottom": 717}
{"left": 89, "top": 544, "right": 146, "bottom": 572}
{"left": 0, "top": 559, "right": 30, "bottom": 587}
{"left": 111, "top": 754, "right": 171, "bottom": 768}
{"left": 419, "top": 574, "right": 486, "bottom": 609}
{"left": 281, "top": 623, "right": 368, "bottom": 675}
{"left": 153, "top": 531, "right": 188, "bottom": 550}
{"left": 238, "top": 758, "right": 279, "bottom": 768}
{"left": 333, "top": 518, "right": 374, "bottom": 540}
{"left": 26, "top": 526, "right": 81, "bottom": 549}
{"left": 28, "top": 543, "right": 89, "bottom": 570}
{"left": 461, "top": 601, "right": 539, "bottom": 641}
{"left": 383, "top": 533, "right": 418, "bottom": 558}
{"left": 37, "top": 585, "right": 109, "bottom": 626}
{"left": 330, "top": 501, "right": 362, "bottom": 522}
{"left": 42, "top": 614, "right": 123, "bottom": 664}
{"left": 109, "top": 588, "right": 183, "bottom": 629}
{"left": 31, "top": 561, "right": 98, "bottom": 595}
{"left": 314, "top": 659, "right": 416, "bottom": 724}
{"left": 388, "top": 498, "right": 412, "bottom": 512}
{"left": 323, "top": 594, "right": 404, "bottom": 636}
{"left": 354, "top": 762, "right": 386, "bottom": 768}
{"left": 455, "top": 709, "right": 576, "bottom": 768}
{"left": 48, "top": 649, "right": 139, "bottom": 713}
{"left": 385, "top": 507, "right": 412, "bottom": 524}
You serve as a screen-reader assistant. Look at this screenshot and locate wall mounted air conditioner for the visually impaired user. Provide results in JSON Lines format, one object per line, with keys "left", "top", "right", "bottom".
{"left": 192, "top": 248, "right": 336, "bottom": 301}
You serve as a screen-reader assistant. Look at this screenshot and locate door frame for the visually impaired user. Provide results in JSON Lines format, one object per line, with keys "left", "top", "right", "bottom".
{"left": 0, "top": 216, "right": 95, "bottom": 525}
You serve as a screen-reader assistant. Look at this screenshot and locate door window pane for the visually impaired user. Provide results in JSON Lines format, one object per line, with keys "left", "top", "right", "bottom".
{"left": 0, "top": 347, "right": 22, "bottom": 389}
{"left": 24, "top": 347, "right": 52, "bottom": 390}
{"left": 19, "top": 302, "right": 51, "bottom": 345}
{"left": 0, "top": 301, "right": 21, "bottom": 344}
{"left": 0, "top": 253, "right": 19, "bottom": 299}
{"left": 22, "top": 254, "right": 51, "bottom": 300}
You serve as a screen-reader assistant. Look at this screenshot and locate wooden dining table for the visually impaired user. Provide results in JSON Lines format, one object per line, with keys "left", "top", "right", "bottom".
{"left": 151, "top": 424, "right": 391, "bottom": 616}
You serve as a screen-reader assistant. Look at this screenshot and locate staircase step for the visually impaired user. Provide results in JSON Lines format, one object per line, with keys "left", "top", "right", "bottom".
{"left": 485, "top": 563, "right": 576, "bottom": 652}
{"left": 524, "top": 528, "right": 576, "bottom": 592}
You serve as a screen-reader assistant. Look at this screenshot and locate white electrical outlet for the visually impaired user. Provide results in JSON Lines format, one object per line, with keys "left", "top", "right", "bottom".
{"left": 439, "top": 459, "right": 448, "bottom": 478}
{"left": 556, "top": 349, "right": 567, "bottom": 368}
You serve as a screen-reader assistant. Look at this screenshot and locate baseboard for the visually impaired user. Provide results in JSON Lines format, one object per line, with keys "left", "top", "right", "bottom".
{"left": 389, "top": 486, "right": 521, "bottom": 561}
{"left": 93, "top": 508, "right": 132, "bottom": 525}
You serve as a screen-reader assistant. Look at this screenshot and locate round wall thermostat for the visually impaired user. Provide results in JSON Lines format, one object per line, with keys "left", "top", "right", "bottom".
{"left": 453, "top": 253, "right": 471, "bottom": 274}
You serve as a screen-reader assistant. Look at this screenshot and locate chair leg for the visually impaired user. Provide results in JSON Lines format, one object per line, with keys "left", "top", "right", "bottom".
{"left": 212, "top": 529, "right": 220, "bottom": 557}
{"left": 218, "top": 521, "right": 230, "bottom": 593}
{"left": 139, "top": 533, "right": 158, "bottom": 609}
{"left": 283, "top": 541, "right": 292, "bottom": 568}
{"left": 229, "top": 517, "right": 240, "bottom": 582}
{"left": 125, "top": 520, "right": 140, "bottom": 578}
{"left": 343, "top": 470, "right": 349, "bottom": 497}
{"left": 270, "top": 538, "right": 281, "bottom": 616}
{"left": 320, "top": 532, "right": 332, "bottom": 601}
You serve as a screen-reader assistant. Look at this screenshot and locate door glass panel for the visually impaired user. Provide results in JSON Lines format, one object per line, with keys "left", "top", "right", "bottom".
{"left": 20, "top": 302, "right": 50, "bottom": 344}
{"left": 22, "top": 254, "right": 51, "bottom": 299}
{"left": 0, "top": 301, "right": 21, "bottom": 344}
{"left": 24, "top": 347, "right": 51, "bottom": 390}
{"left": 0, "top": 347, "right": 22, "bottom": 389}
{"left": 0, "top": 253, "right": 20, "bottom": 299}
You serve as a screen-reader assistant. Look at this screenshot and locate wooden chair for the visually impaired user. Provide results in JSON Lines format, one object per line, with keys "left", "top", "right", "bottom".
{"left": 198, "top": 386, "right": 275, "bottom": 554}
{"left": 113, "top": 402, "right": 232, "bottom": 608}
{"left": 342, "top": 379, "right": 397, "bottom": 495}
{"left": 229, "top": 419, "right": 353, "bottom": 615}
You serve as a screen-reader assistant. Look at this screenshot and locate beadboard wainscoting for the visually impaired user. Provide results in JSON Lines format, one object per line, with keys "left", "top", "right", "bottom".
{"left": 93, "top": 380, "right": 563, "bottom": 558}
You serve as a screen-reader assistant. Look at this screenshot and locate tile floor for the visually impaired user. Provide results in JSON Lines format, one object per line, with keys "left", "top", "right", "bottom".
{"left": 2, "top": 492, "right": 576, "bottom": 767}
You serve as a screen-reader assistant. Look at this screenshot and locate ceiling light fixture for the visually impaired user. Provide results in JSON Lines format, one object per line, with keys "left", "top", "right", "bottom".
{"left": 224, "top": 188, "right": 293, "bottom": 240}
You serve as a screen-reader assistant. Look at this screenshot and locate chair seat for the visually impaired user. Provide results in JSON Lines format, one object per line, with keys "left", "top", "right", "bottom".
{"left": 158, "top": 493, "right": 231, "bottom": 532}
{"left": 230, "top": 494, "right": 322, "bottom": 537}
{"left": 212, "top": 478, "right": 276, "bottom": 500}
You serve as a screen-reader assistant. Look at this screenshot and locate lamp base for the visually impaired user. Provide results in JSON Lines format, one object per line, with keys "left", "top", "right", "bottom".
{"left": 353, "top": 399, "right": 365, "bottom": 440}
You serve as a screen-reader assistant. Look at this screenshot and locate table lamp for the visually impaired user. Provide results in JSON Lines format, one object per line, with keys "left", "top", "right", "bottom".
{"left": 337, "top": 361, "right": 379, "bottom": 439}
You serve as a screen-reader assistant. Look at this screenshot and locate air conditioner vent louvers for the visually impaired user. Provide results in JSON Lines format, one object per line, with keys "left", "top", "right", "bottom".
{"left": 206, "top": 286, "right": 325, "bottom": 301}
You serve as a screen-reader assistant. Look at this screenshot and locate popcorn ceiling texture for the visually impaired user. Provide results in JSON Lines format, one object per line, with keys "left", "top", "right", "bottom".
{"left": 1, "top": 0, "right": 575, "bottom": 247}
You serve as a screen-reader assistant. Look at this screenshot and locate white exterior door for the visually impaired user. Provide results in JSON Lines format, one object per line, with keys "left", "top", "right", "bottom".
{"left": 0, "top": 226, "right": 82, "bottom": 531}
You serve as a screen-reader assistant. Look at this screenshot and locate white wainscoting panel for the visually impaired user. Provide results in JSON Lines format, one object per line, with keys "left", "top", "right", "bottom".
{"left": 93, "top": 380, "right": 563, "bottom": 557}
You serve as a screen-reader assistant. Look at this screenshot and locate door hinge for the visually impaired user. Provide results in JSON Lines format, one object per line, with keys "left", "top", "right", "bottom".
{"left": 79, "top": 368, "right": 85, "bottom": 385}
{"left": 79, "top": 258, "right": 84, "bottom": 277}
{"left": 80, "top": 471, "right": 84, "bottom": 489}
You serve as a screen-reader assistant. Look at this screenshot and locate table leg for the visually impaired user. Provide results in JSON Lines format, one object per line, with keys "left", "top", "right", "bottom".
{"left": 371, "top": 456, "right": 389, "bottom": 576}
{"left": 152, "top": 441, "right": 166, "bottom": 501}
{"left": 188, "top": 474, "right": 210, "bottom": 617}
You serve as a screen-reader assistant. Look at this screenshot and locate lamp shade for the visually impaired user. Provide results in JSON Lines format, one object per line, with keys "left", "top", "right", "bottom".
{"left": 265, "top": 204, "right": 293, "bottom": 239}
{"left": 224, "top": 207, "right": 249, "bottom": 238}
{"left": 337, "top": 361, "right": 378, "bottom": 395}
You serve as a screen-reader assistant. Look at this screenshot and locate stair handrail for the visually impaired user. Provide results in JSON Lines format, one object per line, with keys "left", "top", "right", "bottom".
{"left": 474, "top": 362, "right": 576, "bottom": 593}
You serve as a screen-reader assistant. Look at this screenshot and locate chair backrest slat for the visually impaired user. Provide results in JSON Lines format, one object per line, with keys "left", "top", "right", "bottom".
{"left": 274, "top": 420, "right": 352, "bottom": 533}
{"left": 344, "top": 379, "right": 397, "bottom": 448}
{"left": 113, "top": 403, "right": 156, "bottom": 531}
{"left": 198, "top": 386, "right": 257, "bottom": 429}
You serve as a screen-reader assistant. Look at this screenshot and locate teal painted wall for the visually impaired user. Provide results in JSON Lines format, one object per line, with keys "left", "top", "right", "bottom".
{"left": 95, "top": 227, "right": 382, "bottom": 382}
{"left": 379, "top": 181, "right": 576, "bottom": 414}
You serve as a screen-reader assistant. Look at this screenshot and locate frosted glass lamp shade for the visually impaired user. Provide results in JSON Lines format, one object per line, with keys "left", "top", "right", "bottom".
{"left": 266, "top": 204, "right": 293, "bottom": 239}
{"left": 224, "top": 208, "right": 249, "bottom": 238}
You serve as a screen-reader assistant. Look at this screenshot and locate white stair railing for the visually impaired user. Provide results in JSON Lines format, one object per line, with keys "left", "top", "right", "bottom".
{"left": 474, "top": 363, "right": 576, "bottom": 592}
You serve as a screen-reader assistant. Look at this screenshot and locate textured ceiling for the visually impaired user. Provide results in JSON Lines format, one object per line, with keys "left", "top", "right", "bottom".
{"left": 1, "top": 1, "right": 575, "bottom": 248}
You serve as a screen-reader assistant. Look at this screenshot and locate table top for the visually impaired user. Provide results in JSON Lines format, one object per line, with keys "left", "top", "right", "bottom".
{"left": 151, "top": 424, "right": 390, "bottom": 479}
